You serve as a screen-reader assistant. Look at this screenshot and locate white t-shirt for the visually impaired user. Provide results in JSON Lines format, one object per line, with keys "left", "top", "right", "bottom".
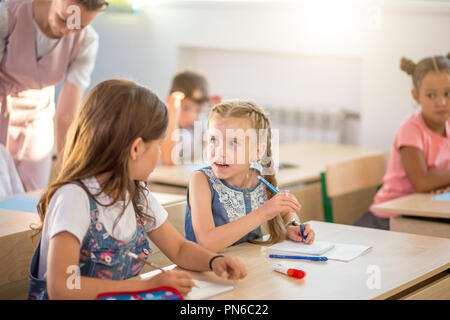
{"left": 37, "top": 177, "right": 168, "bottom": 279}
{"left": 0, "top": 1, "right": 98, "bottom": 90}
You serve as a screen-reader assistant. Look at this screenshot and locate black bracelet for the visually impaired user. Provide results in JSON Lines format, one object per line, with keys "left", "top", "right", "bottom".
{"left": 208, "top": 255, "right": 225, "bottom": 270}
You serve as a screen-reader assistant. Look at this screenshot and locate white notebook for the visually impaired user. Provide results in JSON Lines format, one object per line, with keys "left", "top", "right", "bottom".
{"left": 268, "top": 240, "right": 372, "bottom": 262}
{"left": 186, "top": 280, "right": 234, "bottom": 300}
{"left": 268, "top": 240, "right": 335, "bottom": 255}
{"left": 139, "top": 266, "right": 234, "bottom": 300}
{"left": 325, "top": 243, "right": 372, "bottom": 262}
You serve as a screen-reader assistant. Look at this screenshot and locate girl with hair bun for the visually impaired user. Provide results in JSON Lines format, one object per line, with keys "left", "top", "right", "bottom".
{"left": 355, "top": 53, "right": 450, "bottom": 230}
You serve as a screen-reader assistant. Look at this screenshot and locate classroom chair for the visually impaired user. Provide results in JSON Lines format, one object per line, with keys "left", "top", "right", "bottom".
{"left": 320, "top": 153, "right": 387, "bottom": 223}
{"left": 144, "top": 201, "right": 187, "bottom": 271}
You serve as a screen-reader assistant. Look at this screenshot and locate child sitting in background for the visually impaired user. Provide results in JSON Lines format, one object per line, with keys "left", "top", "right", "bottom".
{"left": 160, "top": 70, "right": 221, "bottom": 165}
{"left": 185, "top": 100, "right": 315, "bottom": 252}
{"left": 28, "top": 79, "right": 246, "bottom": 300}
{"left": 355, "top": 53, "right": 450, "bottom": 230}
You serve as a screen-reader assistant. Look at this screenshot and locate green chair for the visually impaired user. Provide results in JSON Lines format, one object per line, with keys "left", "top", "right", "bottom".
{"left": 320, "top": 154, "right": 386, "bottom": 223}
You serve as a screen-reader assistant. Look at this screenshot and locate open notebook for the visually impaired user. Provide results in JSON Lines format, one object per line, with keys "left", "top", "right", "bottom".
{"left": 268, "top": 240, "right": 372, "bottom": 262}
{"left": 139, "top": 266, "right": 234, "bottom": 300}
{"left": 268, "top": 240, "right": 335, "bottom": 256}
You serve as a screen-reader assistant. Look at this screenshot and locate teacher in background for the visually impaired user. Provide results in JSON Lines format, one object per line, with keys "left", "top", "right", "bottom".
{"left": 0, "top": 0, "right": 107, "bottom": 191}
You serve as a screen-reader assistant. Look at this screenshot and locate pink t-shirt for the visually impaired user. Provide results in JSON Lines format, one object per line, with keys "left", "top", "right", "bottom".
{"left": 371, "top": 110, "right": 450, "bottom": 218}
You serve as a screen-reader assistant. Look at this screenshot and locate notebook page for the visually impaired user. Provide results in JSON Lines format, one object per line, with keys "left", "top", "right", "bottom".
{"left": 326, "top": 243, "right": 372, "bottom": 262}
{"left": 267, "top": 240, "right": 335, "bottom": 255}
{"left": 186, "top": 280, "right": 234, "bottom": 300}
{"left": 139, "top": 266, "right": 234, "bottom": 300}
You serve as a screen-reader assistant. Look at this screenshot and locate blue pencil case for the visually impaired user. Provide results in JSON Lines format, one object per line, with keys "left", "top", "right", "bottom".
{"left": 95, "top": 286, "right": 183, "bottom": 300}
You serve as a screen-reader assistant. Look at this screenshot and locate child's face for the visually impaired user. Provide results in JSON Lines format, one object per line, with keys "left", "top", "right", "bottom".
{"left": 178, "top": 98, "right": 204, "bottom": 129}
{"left": 129, "top": 133, "right": 166, "bottom": 181}
{"left": 413, "top": 71, "right": 450, "bottom": 126}
{"left": 207, "top": 115, "right": 261, "bottom": 181}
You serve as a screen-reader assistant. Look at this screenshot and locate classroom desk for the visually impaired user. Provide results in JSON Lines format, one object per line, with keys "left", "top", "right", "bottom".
{"left": 371, "top": 193, "right": 450, "bottom": 219}
{"left": 140, "top": 221, "right": 450, "bottom": 300}
{"left": 0, "top": 191, "right": 186, "bottom": 299}
{"left": 371, "top": 193, "right": 450, "bottom": 238}
{"left": 149, "top": 141, "right": 383, "bottom": 188}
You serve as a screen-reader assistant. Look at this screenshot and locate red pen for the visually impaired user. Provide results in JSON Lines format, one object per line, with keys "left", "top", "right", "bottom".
{"left": 273, "top": 263, "right": 306, "bottom": 279}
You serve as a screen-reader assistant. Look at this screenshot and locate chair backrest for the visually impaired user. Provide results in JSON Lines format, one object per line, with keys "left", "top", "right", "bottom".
{"left": 325, "top": 153, "right": 387, "bottom": 198}
{"left": 165, "top": 201, "right": 187, "bottom": 237}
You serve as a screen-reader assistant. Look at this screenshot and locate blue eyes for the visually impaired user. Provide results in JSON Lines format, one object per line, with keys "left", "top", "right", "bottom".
{"left": 209, "top": 138, "right": 239, "bottom": 147}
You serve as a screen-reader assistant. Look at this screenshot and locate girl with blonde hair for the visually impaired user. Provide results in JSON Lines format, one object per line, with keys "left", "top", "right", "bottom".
{"left": 185, "top": 100, "right": 315, "bottom": 252}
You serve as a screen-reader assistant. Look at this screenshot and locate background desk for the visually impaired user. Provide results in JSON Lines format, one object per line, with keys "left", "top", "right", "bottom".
{"left": 0, "top": 191, "right": 186, "bottom": 299}
{"left": 372, "top": 193, "right": 450, "bottom": 238}
{"left": 149, "top": 141, "right": 385, "bottom": 225}
{"left": 149, "top": 141, "right": 383, "bottom": 188}
{"left": 141, "top": 221, "right": 450, "bottom": 300}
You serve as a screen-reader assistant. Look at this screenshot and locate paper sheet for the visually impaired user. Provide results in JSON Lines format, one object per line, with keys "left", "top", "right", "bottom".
{"left": 186, "top": 280, "right": 234, "bottom": 300}
{"left": 139, "top": 266, "right": 234, "bottom": 300}
{"left": 325, "top": 243, "right": 372, "bottom": 262}
{"left": 267, "top": 240, "right": 372, "bottom": 262}
{"left": 268, "top": 240, "right": 335, "bottom": 255}
{"left": 431, "top": 192, "right": 450, "bottom": 201}
{"left": 0, "top": 194, "right": 40, "bottom": 213}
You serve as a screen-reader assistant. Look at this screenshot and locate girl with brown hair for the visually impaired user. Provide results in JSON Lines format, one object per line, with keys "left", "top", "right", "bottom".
{"left": 185, "top": 100, "right": 315, "bottom": 252}
{"left": 355, "top": 53, "right": 450, "bottom": 230}
{"left": 28, "top": 79, "right": 246, "bottom": 300}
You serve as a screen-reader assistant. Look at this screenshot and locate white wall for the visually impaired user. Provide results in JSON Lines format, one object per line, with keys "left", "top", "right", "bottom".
{"left": 90, "top": 0, "right": 450, "bottom": 150}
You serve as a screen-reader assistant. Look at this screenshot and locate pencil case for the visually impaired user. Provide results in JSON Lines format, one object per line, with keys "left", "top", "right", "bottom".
{"left": 95, "top": 286, "right": 184, "bottom": 300}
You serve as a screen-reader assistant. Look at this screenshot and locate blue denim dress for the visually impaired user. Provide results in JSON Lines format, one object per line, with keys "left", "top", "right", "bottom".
{"left": 185, "top": 166, "right": 267, "bottom": 246}
{"left": 28, "top": 189, "right": 152, "bottom": 300}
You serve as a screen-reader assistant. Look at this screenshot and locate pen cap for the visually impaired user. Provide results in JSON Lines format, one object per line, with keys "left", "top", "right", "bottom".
{"left": 287, "top": 269, "right": 306, "bottom": 279}
{"left": 273, "top": 264, "right": 306, "bottom": 279}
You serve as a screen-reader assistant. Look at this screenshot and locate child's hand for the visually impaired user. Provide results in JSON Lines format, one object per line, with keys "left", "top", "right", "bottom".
{"left": 258, "top": 193, "right": 301, "bottom": 221}
{"left": 149, "top": 270, "right": 195, "bottom": 296}
{"left": 286, "top": 223, "right": 315, "bottom": 244}
{"left": 167, "top": 91, "right": 185, "bottom": 120}
{"left": 210, "top": 256, "right": 247, "bottom": 284}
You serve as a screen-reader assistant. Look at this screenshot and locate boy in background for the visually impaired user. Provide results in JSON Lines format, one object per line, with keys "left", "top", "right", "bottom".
{"left": 161, "top": 70, "right": 220, "bottom": 165}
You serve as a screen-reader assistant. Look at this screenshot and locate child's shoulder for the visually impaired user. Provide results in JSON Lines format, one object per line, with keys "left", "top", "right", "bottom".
{"left": 189, "top": 167, "right": 217, "bottom": 192}
{"left": 52, "top": 182, "right": 90, "bottom": 203}
{"left": 397, "top": 111, "right": 424, "bottom": 134}
{"left": 189, "top": 169, "right": 210, "bottom": 186}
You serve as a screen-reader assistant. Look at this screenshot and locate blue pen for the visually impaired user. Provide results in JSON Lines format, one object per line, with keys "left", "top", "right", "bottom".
{"left": 258, "top": 176, "right": 307, "bottom": 240}
{"left": 269, "top": 254, "right": 328, "bottom": 262}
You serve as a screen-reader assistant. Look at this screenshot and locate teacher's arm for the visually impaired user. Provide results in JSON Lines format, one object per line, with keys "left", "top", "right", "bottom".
{"left": 55, "top": 80, "right": 84, "bottom": 165}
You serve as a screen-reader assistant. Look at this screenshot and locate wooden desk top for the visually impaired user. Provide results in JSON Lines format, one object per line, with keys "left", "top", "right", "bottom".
{"left": 141, "top": 221, "right": 450, "bottom": 300}
{"left": 149, "top": 141, "right": 383, "bottom": 188}
{"left": 0, "top": 192, "right": 186, "bottom": 238}
{"left": 372, "top": 193, "right": 450, "bottom": 219}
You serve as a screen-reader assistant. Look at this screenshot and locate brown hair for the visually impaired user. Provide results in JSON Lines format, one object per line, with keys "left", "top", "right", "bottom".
{"left": 33, "top": 79, "right": 168, "bottom": 235}
{"left": 170, "top": 70, "right": 209, "bottom": 105}
{"left": 75, "top": 0, "right": 109, "bottom": 11}
{"left": 400, "top": 53, "right": 450, "bottom": 90}
{"left": 208, "top": 100, "right": 285, "bottom": 244}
